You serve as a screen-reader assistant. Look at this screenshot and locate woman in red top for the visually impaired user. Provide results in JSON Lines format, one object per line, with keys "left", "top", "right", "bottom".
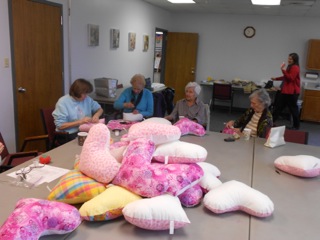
{"left": 271, "top": 53, "right": 301, "bottom": 130}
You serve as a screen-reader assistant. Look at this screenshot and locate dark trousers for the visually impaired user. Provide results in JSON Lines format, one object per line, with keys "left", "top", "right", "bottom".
{"left": 272, "top": 93, "right": 300, "bottom": 129}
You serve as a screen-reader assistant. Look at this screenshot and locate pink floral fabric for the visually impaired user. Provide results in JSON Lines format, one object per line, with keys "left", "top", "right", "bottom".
{"left": 79, "top": 118, "right": 105, "bottom": 132}
{"left": 0, "top": 198, "right": 81, "bottom": 240}
{"left": 127, "top": 121, "right": 181, "bottom": 145}
{"left": 112, "top": 138, "right": 204, "bottom": 198}
{"left": 178, "top": 184, "right": 203, "bottom": 207}
{"left": 79, "top": 123, "right": 120, "bottom": 184}
{"left": 107, "top": 120, "right": 137, "bottom": 131}
{"left": 174, "top": 118, "right": 206, "bottom": 136}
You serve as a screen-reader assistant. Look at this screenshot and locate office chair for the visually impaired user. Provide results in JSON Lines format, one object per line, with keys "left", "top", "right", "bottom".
{"left": 211, "top": 83, "right": 233, "bottom": 113}
{"left": 284, "top": 129, "right": 309, "bottom": 145}
{"left": 0, "top": 132, "right": 39, "bottom": 173}
{"left": 40, "top": 108, "right": 70, "bottom": 150}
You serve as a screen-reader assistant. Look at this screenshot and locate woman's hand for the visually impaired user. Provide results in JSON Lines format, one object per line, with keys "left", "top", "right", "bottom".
{"left": 132, "top": 109, "right": 140, "bottom": 114}
{"left": 280, "top": 62, "right": 286, "bottom": 70}
{"left": 225, "top": 120, "right": 234, "bottom": 128}
{"left": 124, "top": 102, "right": 135, "bottom": 109}
{"left": 91, "top": 115, "right": 100, "bottom": 123}
{"left": 81, "top": 116, "right": 92, "bottom": 124}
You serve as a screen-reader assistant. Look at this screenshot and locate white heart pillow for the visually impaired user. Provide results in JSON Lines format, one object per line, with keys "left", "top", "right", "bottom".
{"left": 122, "top": 194, "right": 190, "bottom": 230}
{"left": 203, "top": 180, "right": 274, "bottom": 218}
{"left": 274, "top": 155, "right": 320, "bottom": 177}
{"left": 153, "top": 140, "right": 207, "bottom": 164}
{"left": 143, "top": 117, "right": 172, "bottom": 125}
{"left": 196, "top": 162, "right": 222, "bottom": 193}
{"left": 127, "top": 121, "right": 181, "bottom": 145}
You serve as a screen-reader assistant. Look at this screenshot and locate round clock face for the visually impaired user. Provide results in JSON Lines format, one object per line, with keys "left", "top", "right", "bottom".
{"left": 244, "top": 26, "right": 255, "bottom": 38}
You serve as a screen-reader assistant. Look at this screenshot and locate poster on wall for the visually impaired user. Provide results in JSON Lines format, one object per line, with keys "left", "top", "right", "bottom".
{"left": 128, "top": 32, "right": 136, "bottom": 51}
{"left": 143, "top": 34, "right": 149, "bottom": 52}
{"left": 88, "top": 24, "right": 99, "bottom": 46}
{"left": 111, "top": 29, "right": 120, "bottom": 48}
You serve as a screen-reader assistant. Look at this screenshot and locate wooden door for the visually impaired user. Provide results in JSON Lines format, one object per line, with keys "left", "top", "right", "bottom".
{"left": 164, "top": 32, "right": 198, "bottom": 103}
{"left": 10, "top": 0, "right": 63, "bottom": 151}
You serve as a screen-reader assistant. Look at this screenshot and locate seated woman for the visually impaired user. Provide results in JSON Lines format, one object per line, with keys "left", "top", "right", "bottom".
{"left": 225, "top": 88, "right": 273, "bottom": 138}
{"left": 53, "top": 78, "right": 103, "bottom": 143}
{"left": 165, "top": 82, "right": 207, "bottom": 127}
{"left": 113, "top": 74, "right": 154, "bottom": 118}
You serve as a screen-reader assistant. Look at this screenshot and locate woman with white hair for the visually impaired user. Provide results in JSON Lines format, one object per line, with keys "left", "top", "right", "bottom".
{"left": 225, "top": 88, "right": 273, "bottom": 138}
{"left": 165, "top": 82, "right": 207, "bottom": 127}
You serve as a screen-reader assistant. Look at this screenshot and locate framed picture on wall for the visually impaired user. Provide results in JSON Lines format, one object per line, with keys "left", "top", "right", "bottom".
{"left": 143, "top": 34, "right": 149, "bottom": 52}
{"left": 128, "top": 32, "right": 136, "bottom": 51}
{"left": 88, "top": 24, "right": 99, "bottom": 46}
{"left": 111, "top": 28, "right": 120, "bottom": 48}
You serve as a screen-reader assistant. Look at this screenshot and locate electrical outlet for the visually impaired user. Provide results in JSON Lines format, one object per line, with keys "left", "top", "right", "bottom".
{"left": 4, "top": 58, "right": 9, "bottom": 68}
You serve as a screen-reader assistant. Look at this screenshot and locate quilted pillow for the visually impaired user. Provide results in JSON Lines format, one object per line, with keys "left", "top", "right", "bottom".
{"left": 107, "top": 119, "right": 137, "bottom": 131}
{"left": 79, "top": 118, "right": 105, "bottom": 132}
{"left": 47, "top": 169, "right": 106, "bottom": 204}
{"left": 178, "top": 184, "right": 203, "bottom": 207}
{"left": 153, "top": 140, "right": 207, "bottom": 164}
{"left": 274, "top": 155, "right": 320, "bottom": 177}
{"left": 122, "top": 194, "right": 190, "bottom": 230}
{"left": 203, "top": 180, "right": 274, "bottom": 218}
{"left": 174, "top": 118, "right": 206, "bottom": 137}
{"left": 79, "top": 185, "right": 141, "bottom": 221}
{"left": 79, "top": 123, "right": 120, "bottom": 184}
{"left": 126, "top": 121, "right": 181, "bottom": 145}
{"left": 197, "top": 162, "right": 222, "bottom": 193}
{"left": 112, "top": 138, "right": 204, "bottom": 198}
{"left": 0, "top": 198, "right": 81, "bottom": 239}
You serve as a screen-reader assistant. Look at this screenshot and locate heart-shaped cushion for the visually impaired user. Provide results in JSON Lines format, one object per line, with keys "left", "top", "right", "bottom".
{"left": 112, "top": 138, "right": 204, "bottom": 198}
{"left": 174, "top": 118, "right": 206, "bottom": 137}
{"left": 122, "top": 194, "right": 190, "bottom": 230}
{"left": 0, "top": 198, "right": 81, "bottom": 239}
{"left": 79, "top": 123, "right": 120, "bottom": 184}
{"left": 203, "top": 180, "right": 274, "bottom": 218}
{"left": 152, "top": 140, "right": 207, "bottom": 164}
{"left": 274, "top": 155, "right": 320, "bottom": 177}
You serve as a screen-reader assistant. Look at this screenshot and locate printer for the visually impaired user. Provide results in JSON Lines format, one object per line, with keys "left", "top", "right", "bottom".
{"left": 94, "top": 78, "right": 118, "bottom": 98}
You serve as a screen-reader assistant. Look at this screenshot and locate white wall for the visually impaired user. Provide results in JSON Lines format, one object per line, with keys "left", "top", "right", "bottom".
{"left": 69, "top": 0, "right": 172, "bottom": 87}
{"left": 171, "top": 13, "right": 320, "bottom": 86}
{"left": 1, "top": 0, "right": 320, "bottom": 151}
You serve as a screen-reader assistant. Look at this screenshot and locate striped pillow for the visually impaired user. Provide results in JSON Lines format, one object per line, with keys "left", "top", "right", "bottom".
{"left": 47, "top": 169, "right": 106, "bottom": 204}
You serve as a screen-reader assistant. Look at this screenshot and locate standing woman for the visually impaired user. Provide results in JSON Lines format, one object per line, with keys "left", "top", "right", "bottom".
{"left": 271, "top": 53, "right": 301, "bottom": 130}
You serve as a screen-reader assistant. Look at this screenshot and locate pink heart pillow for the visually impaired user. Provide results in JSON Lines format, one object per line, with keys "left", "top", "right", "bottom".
{"left": 79, "top": 123, "right": 120, "bottom": 184}
{"left": 0, "top": 198, "right": 81, "bottom": 239}
{"left": 174, "top": 118, "right": 206, "bottom": 136}
{"left": 112, "top": 138, "right": 204, "bottom": 198}
{"left": 126, "top": 121, "right": 181, "bottom": 145}
{"left": 79, "top": 118, "right": 105, "bottom": 132}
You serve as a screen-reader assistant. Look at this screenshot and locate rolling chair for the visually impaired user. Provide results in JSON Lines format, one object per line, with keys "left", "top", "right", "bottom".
{"left": 211, "top": 83, "right": 234, "bottom": 113}
{"left": 0, "top": 132, "right": 40, "bottom": 172}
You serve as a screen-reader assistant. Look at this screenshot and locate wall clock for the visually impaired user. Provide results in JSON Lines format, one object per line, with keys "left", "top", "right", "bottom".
{"left": 244, "top": 26, "right": 255, "bottom": 38}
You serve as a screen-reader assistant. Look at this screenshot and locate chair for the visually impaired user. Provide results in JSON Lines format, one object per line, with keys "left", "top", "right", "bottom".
{"left": 40, "top": 108, "right": 70, "bottom": 150}
{"left": 152, "top": 92, "right": 166, "bottom": 117}
{"left": 284, "top": 129, "right": 309, "bottom": 145}
{"left": 211, "top": 83, "right": 233, "bottom": 113}
{"left": 0, "top": 132, "right": 39, "bottom": 173}
{"left": 204, "top": 101, "right": 211, "bottom": 131}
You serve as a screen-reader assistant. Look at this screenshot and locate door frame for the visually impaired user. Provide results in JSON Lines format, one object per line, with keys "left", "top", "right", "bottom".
{"left": 8, "top": 0, "right": 64, "bottom": 150}
{"left": 153, "top": 27, "right": 168, "bottom": 84}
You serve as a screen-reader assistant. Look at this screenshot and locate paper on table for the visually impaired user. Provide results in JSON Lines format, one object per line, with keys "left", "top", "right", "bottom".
{"left": 7, "top": 164, "right": 70, "bottom": 187}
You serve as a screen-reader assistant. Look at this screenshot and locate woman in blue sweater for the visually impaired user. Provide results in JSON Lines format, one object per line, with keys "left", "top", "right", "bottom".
{"left": 113, "top": 74, "right": 154, "bottom": 117}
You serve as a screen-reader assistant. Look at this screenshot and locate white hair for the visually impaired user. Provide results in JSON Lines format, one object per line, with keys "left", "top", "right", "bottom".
{"left": 185, "top": 82, "right": 201, "bottom": 96}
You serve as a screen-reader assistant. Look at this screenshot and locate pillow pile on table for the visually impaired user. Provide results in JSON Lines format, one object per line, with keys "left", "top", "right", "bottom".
{"left": 49, "top": 120, "right": 274, "bottom": 231}
{"left": 0, "top": 118, "right": 275, "bottom": 238}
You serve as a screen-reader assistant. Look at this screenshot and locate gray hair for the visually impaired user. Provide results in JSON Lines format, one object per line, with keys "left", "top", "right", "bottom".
{"left": 185, "top": 82, "right": 201, "bottom": 97}
{"left": 130, "top": 74, "right": 146, "bottom": 87}
{"left": 249, "top": 88, "right": 271, "bottom": 108}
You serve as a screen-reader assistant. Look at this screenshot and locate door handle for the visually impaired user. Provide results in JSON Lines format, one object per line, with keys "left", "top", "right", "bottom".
{"left": 18, "top": 87, "right": 26, "bottom": 93}
{"left": 191, "top": 68, "right": 195, "bottom": 74}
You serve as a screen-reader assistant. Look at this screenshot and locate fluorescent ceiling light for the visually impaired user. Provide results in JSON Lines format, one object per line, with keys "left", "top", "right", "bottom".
{"left": 156, "top": 32, "right": 163, "bottom": 35}
{"left": 251, "top": 0, "right": 281, "bottom": 5}
{"left": 167, "top": 0, "right": 195, "bottom": 3}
